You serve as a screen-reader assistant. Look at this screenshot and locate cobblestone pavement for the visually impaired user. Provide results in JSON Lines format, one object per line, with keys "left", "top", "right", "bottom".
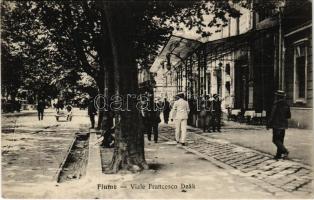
{"left": 209, "top": 120, "right": 314, "bottom": 165}
{"left": 159, "top": 124, "right": 314, "bottom": 197}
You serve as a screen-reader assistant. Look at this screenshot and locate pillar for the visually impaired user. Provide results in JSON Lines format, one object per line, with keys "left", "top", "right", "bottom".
{"left": 248, "top": 45, "right": 254, "bottom": 109}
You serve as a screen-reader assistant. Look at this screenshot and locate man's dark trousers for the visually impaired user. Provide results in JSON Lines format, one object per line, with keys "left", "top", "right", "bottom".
{"left": 89, "top": 114, "right": 95, "bottom": 128}
{"left": 148, "top": 124, "right": 158, "bottom": 142}
{"left": 272, "top": 129, "right": 288, "bottom": 157}
{"left": 163, "top": 112, "right": 169, "bottom": 124}
{"left": 212, "top": 112, "right": 221, "bottom": 132}
{"left": 38, "top": 111, "right": 44, "bottom": 120}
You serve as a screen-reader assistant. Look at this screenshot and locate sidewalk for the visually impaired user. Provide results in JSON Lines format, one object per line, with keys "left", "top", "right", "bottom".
{"left": 2, "top": 109, "right": 90, "bottom": 198}
{"left": 198, "top": 120, "right": 314, "bottom": 166}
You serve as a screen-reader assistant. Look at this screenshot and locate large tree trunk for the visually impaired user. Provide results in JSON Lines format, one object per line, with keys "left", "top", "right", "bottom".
{"left": 102, "top": 1, "right": 148, "bottom": 173}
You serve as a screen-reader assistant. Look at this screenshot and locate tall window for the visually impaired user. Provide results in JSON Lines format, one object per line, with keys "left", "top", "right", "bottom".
{"left": 225, "top": 63, "right": 230, "bottom": 75}
{"left": 294, "top": 41, "right": 308, "bottom": 103}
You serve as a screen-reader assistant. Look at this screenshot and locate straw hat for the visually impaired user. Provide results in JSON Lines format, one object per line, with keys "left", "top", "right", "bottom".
{"left": 213, "top": 94, "right": 219, "bottom": 98}
{"left": 176, "top": 92, "right": 185, "bottom": 98}
{"left": 274, "top": 90, "right": 286, "bottom": 97}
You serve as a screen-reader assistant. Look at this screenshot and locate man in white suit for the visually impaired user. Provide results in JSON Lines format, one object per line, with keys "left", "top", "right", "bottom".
{"left": 171, "top": 92, "right": 190, "bottom": 146}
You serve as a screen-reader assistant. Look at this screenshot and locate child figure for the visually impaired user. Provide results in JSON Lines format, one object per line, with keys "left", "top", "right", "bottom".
{"left": 66, "top": 105, "right": 73, "bottom": 121}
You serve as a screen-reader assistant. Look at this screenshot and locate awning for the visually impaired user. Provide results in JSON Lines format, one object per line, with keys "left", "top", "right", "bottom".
{"left": 150, "top": 35, "right": 201, "bottom": 73}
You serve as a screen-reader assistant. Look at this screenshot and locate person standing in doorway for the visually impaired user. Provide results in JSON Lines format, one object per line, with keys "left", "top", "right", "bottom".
{"left": 88, "top": 98, "right": 97, "bottom": 129}
{"left": 267, "top": 90, "right": 291, "bottom": 160}
{"left": 212, "top": 94, "right": 221, "bottom": 132}
{"left": 37, "top": 99, "right": 45, "bottom": 121}
{"left": 163, "top": 98, "right": 171, "bottom": 124}
{"left": 171, "top": 92, "right": 190, "bottom": 146}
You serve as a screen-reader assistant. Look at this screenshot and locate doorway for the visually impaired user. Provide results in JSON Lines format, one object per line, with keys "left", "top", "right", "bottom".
{"left": 234, "top": 62, "right": 249, "bottom": 110}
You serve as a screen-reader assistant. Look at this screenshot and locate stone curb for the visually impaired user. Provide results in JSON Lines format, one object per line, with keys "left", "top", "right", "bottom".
{"left": 85, "top": 129, "right": 102, "bottom": 179}
{"left": 54, "top": 135, "right": 77, "bottom": 182}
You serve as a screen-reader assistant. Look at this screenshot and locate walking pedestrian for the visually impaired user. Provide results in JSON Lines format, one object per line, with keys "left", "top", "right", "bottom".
{"left": 37, "top": 99, "right": 45, "bottom": 121}
{"left": 212, "top": 94, "right": 221, "bottom": 132}
{"left": 171, "top": 92, "right": 190, "bottom": 146}
{"left": 88, "top": 98, "right": 97, "bottom": 129}
{"left": 267, "top": 90, "right": 291, "bottom": 160}
{"left": 148, "top": 102, "right": 161, "bottom": 143}
{"left": 163, "top": 98, "right": 171, "bottom": 124}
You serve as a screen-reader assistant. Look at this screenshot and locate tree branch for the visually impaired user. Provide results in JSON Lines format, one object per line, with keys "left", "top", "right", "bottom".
{"left": 62, "top": 2, "right": 97, "bottom": 79}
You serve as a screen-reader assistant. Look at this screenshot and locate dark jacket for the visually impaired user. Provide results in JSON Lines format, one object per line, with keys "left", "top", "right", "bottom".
{"left": 88, "top": 101, "right": 97, "bottom": 116}
{"left": 267, "top": 99, "right": 291, "bottom": 129}
{"left": 151, "top": 103, "right": 161, "bottom": 124}
{"left": 212, "top": 100, "right": 221, "bottom": 114}
{"left": 200, "top": 100, "right": 211, "bottom": 117}
{"left": 163, "top": 101, "right": 171, "bottom": 113}
{"left": 37, "top": 101, "right": 45, "bottom": 111}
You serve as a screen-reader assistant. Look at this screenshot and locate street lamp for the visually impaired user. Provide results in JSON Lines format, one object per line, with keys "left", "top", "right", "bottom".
{"left": 277, "top": 0, "right": 286, "bottom": 90}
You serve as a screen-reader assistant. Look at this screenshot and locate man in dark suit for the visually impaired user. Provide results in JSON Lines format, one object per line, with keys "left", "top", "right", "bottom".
{"left": 163, "top": 98, "right": 171, "bottom": 124}
{"left": 149, "top": 102, "right": 161, "bottom": 143}
{"left": 88, "top": 98, "right": 97, "bottom": 128}
{"left": 37, "top": 99, "right": 45, "bottom": 120}
{"left": 211, "top": 94, "right": 221, "bottom": 132}
{"left": 267, "top": 90, "right": 291, "bottom": 160}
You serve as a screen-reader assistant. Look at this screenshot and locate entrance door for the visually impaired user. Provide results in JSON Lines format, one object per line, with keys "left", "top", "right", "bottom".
{"left": 234, "top": 62, "right": 249, "bottom": 110}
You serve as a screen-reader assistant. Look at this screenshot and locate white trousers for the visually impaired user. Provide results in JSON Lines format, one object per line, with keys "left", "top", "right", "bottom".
{"left": 175, "top": 119, "right": 187, "bottom": 143}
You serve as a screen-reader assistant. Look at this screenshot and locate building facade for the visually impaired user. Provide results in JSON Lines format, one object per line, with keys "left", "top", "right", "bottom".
{"left": 283, "top": 0, "right": 312, "bottom": 128}
{"left": 150, "top": 0, "right": 312, "bottom": 128}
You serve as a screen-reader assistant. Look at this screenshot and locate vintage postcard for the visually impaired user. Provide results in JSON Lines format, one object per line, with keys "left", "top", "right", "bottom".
{"left": 1, "top": 0, "right": 313, "bottom": 199}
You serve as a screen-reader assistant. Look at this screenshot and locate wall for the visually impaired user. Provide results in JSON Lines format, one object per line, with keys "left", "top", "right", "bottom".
{"left": 204, "top": 6, "right": 252, "bottom": 42}
{"left": 284, "top": 26, "right": 312, "bottom": 128}
{"left": 289, "top": 108, "right": 313, "bottom": 129}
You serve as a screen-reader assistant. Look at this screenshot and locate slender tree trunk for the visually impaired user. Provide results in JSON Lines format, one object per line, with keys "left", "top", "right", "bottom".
{"left": 102, "top": 1, "right": 148, "bottom": 173}
{"left": 96, "top": 77, "right": 105, "bottom": 129}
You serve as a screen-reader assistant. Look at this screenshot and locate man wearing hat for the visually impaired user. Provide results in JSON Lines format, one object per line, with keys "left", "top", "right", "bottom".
{"left": 267, "top": 90, "right": 291, "bottom": 160}
{"left": 171, "top": 92, "right": 190, "bottom": 146}
{"left": 211, "top": 94, "right": 222, "bottom": 132}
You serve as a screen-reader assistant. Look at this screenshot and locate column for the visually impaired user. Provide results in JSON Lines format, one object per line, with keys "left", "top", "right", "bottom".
{"left": 230, "top": 52, "right": 235, "bottom": 108}
{"left": 248, "top": 45, "right": 254, "bottom": 109}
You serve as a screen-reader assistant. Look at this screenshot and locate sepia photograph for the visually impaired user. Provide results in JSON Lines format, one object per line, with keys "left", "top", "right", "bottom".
{"left": 1, "top": 0, "right": 313, "bottom": 199}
